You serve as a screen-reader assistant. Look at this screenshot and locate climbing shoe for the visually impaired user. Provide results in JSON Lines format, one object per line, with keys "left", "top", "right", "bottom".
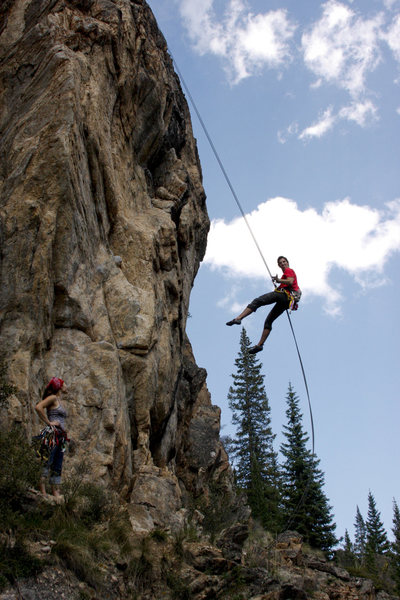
{"left": 249, "top": 344, "right": 263, "bottom": 354}
{"left": 226, "top": 318, "right": 241, "bottom": 326}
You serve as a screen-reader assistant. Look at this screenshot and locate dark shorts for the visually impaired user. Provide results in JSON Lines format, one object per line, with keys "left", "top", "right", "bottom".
{"left": 247, "top": 290, "right": 290, "bottom": 330}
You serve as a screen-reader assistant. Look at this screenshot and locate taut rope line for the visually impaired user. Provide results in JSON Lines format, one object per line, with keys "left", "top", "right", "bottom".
{"left": 171, "top": 53, "right": 315, "bottom": 459}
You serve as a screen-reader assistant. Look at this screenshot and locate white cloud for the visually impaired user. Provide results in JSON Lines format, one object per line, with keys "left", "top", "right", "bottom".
{"left": 338, "top": 99, "right": 378, "bottom": 125}
{"left": 204, "top": 197, "right": 400, "bottom": 315}
{"left": 301, "top": 1, "right": 384, "bottom": 97}
{"left": 296, "top": 100, "right": 378, "bottom": 140}
{"left": 382, "top": 0, "right": 399, "bottom": 10}
{"left": 216, "top": 284, "right": 242, "bottom": 310}
{"left": 176, "top": 0, "right": 397, "bottom": 140}
{"left": 383, "top": 14, "right": 400, "bottom": 62}
{"left": 298, "top": 106, "right": 336, "bottom": 140}
{"left": 177, "top": 0, "right": 296, "bottom": 83}
{"left": 277, "top": 121, "right": 299, "bottom": 144}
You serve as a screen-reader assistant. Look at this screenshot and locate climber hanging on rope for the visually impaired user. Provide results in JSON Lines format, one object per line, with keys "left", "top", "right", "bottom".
{"left": 226, "top": 256, "right": 301, "bottom": 354}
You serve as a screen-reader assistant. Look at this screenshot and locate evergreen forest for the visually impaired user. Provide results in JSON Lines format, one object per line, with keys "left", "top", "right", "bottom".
{"left": 223, "top": 328, "right": 400, "bottom": 593}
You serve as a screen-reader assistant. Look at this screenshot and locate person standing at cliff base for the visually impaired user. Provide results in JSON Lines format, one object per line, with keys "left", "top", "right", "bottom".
{"left": 35, "top": 377, "right": 69, "bottom": 499}
{"left": 226, "top": 256, "right": 301, "bottom": 354}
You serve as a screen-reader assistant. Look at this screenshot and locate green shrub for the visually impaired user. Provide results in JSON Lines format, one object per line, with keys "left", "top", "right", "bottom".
{"left": 36, "top": 468, "right": 117, "bottom": 590}
{"left": 0, "top": 439, "right": 141, "bottom": 594}
{"left": 59, "top": 461, "right": 111, "bottom": 525}
{"left": 0, "top": 540, "right": 42, "bottom": 591}
{"left": 127, "top": 554, "right": 153, "bottom": 593}
{"left": 0, "top": 428, "right": 49, "bottom": 589}
{"left": 173, "top": 523, "right": 199, "bottom": 559}
{"left": 150, "top": 528, "right": 168, "bottom": 542}
{"left": 107, "top": 510, "right": 133, "bottom": 556}
{"left": 73, "top": 482, "right": 110, "bottom": 527}
{"left": 165, "top": 569, "right": 192, "bottom": 599}
{"left": 0, "top": 428, "right": 41, "bottom": 521}
{"left": 54, "top": 536, "right": 103, "bottom": 588}
{"left": 0, "top": 360, "right": 16, "bottom": 407}
{"left": 194, "top": 479, "right": 238, "bottom": 541}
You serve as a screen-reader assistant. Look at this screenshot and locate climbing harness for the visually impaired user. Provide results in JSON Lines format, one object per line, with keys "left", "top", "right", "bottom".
{"left": 32, "top": 425, "right": 69, "bottom": 462}
{"left": 278, "top": 288, "right": 302, "bottom": 312}
{"left": 290, "top": 289, "right": 302, "bottom": 311}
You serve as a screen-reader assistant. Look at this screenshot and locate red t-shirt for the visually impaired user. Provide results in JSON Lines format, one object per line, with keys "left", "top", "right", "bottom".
{"left": 278, "top": 267, "right": 299, "bottom": 291}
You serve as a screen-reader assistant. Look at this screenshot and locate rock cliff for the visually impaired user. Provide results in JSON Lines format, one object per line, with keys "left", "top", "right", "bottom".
{"left": 0, "top": 0, "right": 229, "bottom": 532}
{"left": 1, "top": 3, "right": 400, "bottom": 600}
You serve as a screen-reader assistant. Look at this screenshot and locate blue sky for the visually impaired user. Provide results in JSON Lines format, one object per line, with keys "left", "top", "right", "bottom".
{"left": 148, "top": 0, "right": 400, "bottom": 544}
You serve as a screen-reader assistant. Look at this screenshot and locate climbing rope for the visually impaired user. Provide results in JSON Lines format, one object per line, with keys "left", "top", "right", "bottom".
{"left": 171, "top": 53, "right": 317, "bottom": 543}
{"left": 171, "top": 54, "right": 314, "bottom": 450}
{"left": 171, "top": 57, "right": 275, "bottom": 282}
{"left": 286, "top": 313, "right": 315, "bottom": 453}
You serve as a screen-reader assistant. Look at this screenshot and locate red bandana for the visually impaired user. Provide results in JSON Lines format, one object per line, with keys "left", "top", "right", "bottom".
{"left": 46, "top": 377, "right": 65, "bottom": 394}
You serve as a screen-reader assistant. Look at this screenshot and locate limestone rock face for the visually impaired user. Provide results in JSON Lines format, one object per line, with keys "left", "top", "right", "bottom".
{"left": 0, "top": 0, "right": 224, "bottom": 529}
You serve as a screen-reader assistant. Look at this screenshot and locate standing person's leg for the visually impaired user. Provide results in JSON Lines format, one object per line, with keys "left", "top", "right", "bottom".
{"left": 49, "top": 445, "right": 64, "bottom": 498}
{"left": 39, "top": 474, "right": 47, "bottom": 496}
{"left": 40, "top": 444, "right": 57, "bottom": 496}
{"left": 249, "top": 293, "right": 289, "bottom": 353}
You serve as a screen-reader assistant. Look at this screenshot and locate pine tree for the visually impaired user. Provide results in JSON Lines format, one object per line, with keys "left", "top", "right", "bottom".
{"left": 365, "top": 490, "right": 389, "bottom": 571}
{"left": 391, "top": 498, "right": 400, "bottom": 594}
{"left": 343, "top": 529, "right": 353, "bottom": 553}
{"left": 339, "top": 529, "right": 355, "bottom": 568}
{"left": 280, "top": 383, "right": 337, "bottom": 553}
{"left": 354, "top": 505, "right": 366, "bottom": 563}
{"left": 227, "top": 327, "right": 281, "bottom": 532}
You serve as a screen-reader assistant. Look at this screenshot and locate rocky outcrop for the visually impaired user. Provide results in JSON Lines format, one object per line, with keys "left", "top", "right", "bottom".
{"left": 1, "top": 527, "right": 398, "bottom": 600}
{"left": 0, "top": 0, "right": 232, "bottom": 531}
